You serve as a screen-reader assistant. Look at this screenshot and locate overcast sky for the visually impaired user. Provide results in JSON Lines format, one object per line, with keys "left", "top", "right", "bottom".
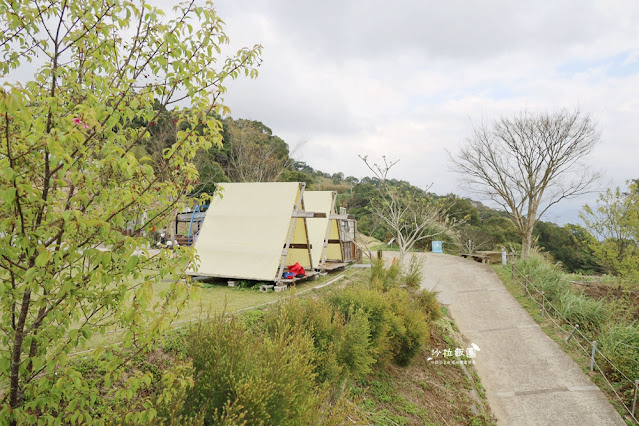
{"left": 208, "top": 0, "right": 639, "bottom": 224}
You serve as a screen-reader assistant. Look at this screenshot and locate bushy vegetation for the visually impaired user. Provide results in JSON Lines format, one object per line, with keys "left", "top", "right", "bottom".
{"left": 581, "top": 180, "right": 639, "bottom": 283}
{"left": 508, "top": 254, "right": 639, "bottom": 412}
{"left": 598, "top": 322, "right": 639, "bottom": 381}
{"left": 558, "top": 293, "right": 607, "bottom": 332}
{"left": 514, "top": 255, "right": 570, "bottom": 302}
{"left": 184, "top": 316, "right": 323, "bottom": 425}
{"left": 150, "top": 262, "right": 440, "bottom": 424}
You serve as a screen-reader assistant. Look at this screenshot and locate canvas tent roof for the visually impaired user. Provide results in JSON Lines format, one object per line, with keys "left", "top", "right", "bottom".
{"left": 304, "top": 191, "right": 344, "bottom": 270}
{"left": 186, "top": 182, "right": 313, "bottom": 282}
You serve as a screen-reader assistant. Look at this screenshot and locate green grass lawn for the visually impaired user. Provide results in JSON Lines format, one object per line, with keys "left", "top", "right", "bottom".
{"left": 74, "top": 268, "right": 363, "bottom": 354}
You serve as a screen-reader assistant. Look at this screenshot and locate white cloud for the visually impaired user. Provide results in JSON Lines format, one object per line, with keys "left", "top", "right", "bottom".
{"left": 217, "top": 0, "right": 639, "bottom": 223}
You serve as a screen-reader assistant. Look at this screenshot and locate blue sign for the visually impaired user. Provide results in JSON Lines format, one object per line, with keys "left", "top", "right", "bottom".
{"left": 432, "top": 241, "right": 443, "bottom": 253}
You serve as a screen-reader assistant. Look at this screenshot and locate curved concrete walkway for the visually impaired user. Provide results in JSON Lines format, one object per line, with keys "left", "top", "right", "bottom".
{"left": 404, "top": 252, "right": 624, "bottom": 425}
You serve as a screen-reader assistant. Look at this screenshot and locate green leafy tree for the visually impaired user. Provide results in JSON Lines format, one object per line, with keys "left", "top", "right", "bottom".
{"left": 279, "top": 169, "right": 314, "bottom": 185}
{"left": 581, "top": 181, "right": 639, "bottom": 280}
{"left": 341, "top": 182, "right": 385, "bottom": 240}
{"left": 481, "top": 215, "right": 520, "bottom": 245}
{"left": 442, "top": 195, "right": 481, "bottom": 227}
{"left": 533, "top": 222, "right": 604, "bottom": 273}
{"left": 0, "top": 0, "right": 261, "bottom": 423}
{"left": 331, "top": 172, "right": 344, "bottom": 184}
{"left": 224, "top": 118, "right": 292, "bottom": 182}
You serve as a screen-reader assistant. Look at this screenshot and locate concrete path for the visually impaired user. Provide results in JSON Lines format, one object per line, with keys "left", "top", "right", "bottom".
{"left": 406, "top": 252, "right": 625, "bottom": 425}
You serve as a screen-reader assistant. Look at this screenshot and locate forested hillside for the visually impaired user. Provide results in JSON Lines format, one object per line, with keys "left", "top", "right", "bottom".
{"left": 134, "top": 112, "right": 629, "bottom": 276}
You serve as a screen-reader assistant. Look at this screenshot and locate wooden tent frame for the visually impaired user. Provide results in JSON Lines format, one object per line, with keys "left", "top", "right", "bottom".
{"left": 186, "top": 182, "right": 324, "bottom": 284}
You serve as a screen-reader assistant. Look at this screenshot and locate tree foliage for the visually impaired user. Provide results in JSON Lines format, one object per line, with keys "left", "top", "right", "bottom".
{"left": 533, "top": 222, "right": 604, "bottom": 273}
{"left": 0, "top": 0, "right": 261, "bottom": 423}
{"left": 451, "top": 108, "right": 600, "bottom": 258}
{"left": 581, "top": 180, "right": 639, "bottom": 280}
{"left": 225, "top": 118, "right": 292, "bottom": 182}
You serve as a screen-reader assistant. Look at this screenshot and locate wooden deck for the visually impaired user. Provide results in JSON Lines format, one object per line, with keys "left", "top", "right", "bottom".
{"left": 322, "top": 262, "right": 348, "bottom": 271}
{"left": 279, "top": 270, "right": 319, "bottom": 284}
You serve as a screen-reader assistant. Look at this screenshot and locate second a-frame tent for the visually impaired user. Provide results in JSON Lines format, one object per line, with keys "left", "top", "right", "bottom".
{"left": 305, "top": 191, "right": 345, "bottom": 271}
{"left": 186, "top": 182, "right": 316, "bottom": 282}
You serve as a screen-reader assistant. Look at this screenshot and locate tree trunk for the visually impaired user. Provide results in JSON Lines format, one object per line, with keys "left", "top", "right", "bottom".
{"left": 170, "top": 208, "right": 177, "bottom": 249}
{"left": 521, "top": 226, "right": 534, "bottom": 259}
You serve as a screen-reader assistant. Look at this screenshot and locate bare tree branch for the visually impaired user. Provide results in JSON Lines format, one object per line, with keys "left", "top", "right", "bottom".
{"left": 450, "top": 108, "right": 601, "bottom": 258}
{"left": 360, "top": 155, "right": 457, "bottom": 263}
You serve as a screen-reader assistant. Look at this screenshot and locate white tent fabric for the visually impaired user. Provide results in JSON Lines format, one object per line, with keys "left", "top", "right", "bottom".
{"left": 305, "top": 191, "right": 343, "bottom": 269}
{"left": 186, "top": 182, "right": 310, "bottom": 281}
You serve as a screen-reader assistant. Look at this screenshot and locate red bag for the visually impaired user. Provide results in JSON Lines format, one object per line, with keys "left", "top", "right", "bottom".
{"left": 288, "top": 262, "right": 306, "bottom": 276}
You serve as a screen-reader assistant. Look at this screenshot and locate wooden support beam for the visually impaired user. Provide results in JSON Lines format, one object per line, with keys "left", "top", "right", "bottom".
{"left": 176, "top": 212, "right": 207, "bottom": 222}
{"left": 327, "top": 239, "right": 341, "bottom": 244}
{"left": 285, "top": 243, "right": 312, "bottom": 249}
{"left": 292, "top": 211, "right": 326, "bottom": 218}
{"left": 329, "top": 214, "right": 355, "bottom": 220}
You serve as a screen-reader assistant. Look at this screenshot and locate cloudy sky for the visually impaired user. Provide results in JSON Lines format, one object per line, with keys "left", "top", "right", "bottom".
{"left": 209, "top": 0, "right": 639, "bottom": 224}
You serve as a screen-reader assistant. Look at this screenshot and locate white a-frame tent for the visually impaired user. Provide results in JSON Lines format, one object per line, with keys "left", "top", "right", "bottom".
{"left": 305, "top": 191, "right": 345, "bottom": 271}
{"left": 186, "top": 182, "right": 316, "bottom": 282}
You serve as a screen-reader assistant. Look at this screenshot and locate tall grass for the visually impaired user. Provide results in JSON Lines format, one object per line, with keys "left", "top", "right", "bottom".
{"left": 598, "top": 322, "right": 639, "bottom": 381}
{"left": 516, "top": 255, "right": 569, "bottom": 302}
{"left": 557, "top": 292, "right": 607, "bottom": 331}
{"left": 513, "top": 254, "right": 639, "bottom": 407}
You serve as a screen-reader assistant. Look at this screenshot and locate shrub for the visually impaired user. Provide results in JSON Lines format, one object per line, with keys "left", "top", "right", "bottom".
{"left": 402, "top": 255, "right": 423, "bottom": 290}
{"left": 263, "top": 298, "right": 347, "bottom": 385}
{"left": 327, "top": 285, "right": 394, "bottom": 363}
{"left": 412, "top": 289, "right": 442, "bottom": 323}
{"left": 183, "top": 315, "right": 323, "bottom": 425}
{"left": 172, "top": 262, "right": 438, "bottom": 422}
{"left": 558, "top": 293, "right": 607, "bottom": 331}
{"left": 370, "top": 258, "right": 402, "bottom": 291}
{"left": 385, "top": 289, "right": 430, "bottom": 366}
{"left": 339, "top": 310, "right": 376, "bottom": 378}
{"left": 327, "top": 284, "right": 432, "bottom": 368}
{"left": 302, "top": 299, "right": 349, "bottom": 384}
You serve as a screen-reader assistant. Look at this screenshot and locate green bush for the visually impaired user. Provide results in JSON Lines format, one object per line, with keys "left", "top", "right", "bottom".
{"left": 339, "top": 309, "right": 376, "bottom": 378}
{"left": 327, "top": 285, "right": 394, "bottom": 363}
{"left": 263, "top": 298, "right": 348, "bottom": 385}
{"left": 169, "top": 261, "right": 438, "bottom": 422}
{"left": 402, "top": 255, "right": 423, "bottom": 290}
{"left": 385, "top": 289, "right": 431, "bottom": 366}
{"left": 183, "top": 316, "right": 323, "bottom": 425}
{"left": 558, "top": 292, "right": 607, "bottom": 331}
{"left": 412, "top": 289, "right": 442, "bottom": 323}
{"left": 327, "top": 284, "right": 432, "bottom": 368}
{"left": 370, "top": 258, "right": 402, "bottom": 291}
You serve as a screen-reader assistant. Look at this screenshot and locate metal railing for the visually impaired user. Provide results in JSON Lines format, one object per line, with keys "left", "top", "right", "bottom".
{"left": 510, "top": 263, "right": 638, "bottom": 423}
